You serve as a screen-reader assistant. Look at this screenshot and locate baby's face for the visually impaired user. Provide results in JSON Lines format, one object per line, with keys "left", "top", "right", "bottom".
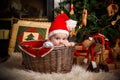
{"left": 49, "top": 33, "right": 68, "bottom": 46}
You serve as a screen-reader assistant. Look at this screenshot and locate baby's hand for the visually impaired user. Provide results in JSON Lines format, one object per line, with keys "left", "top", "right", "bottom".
{"left": 63, "top": 41, "right": 75, "bottom": 47}
{"left": 70, "top": 42, "right": 76, "bottom": 46}
{"left": 43, "top": 41, "right": 54, "bottom": 48}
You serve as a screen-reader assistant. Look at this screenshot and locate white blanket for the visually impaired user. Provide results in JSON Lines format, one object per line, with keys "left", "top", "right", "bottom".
{"left": 0, "top": 53, "right": 120, "bottom": 80}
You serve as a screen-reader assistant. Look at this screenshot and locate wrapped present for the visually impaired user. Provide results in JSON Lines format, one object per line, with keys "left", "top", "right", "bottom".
{"left": 108, "top": 63, "right": 117, "bottom": 70}
{"left": 116, "top": 62, "right": 120, "bottom": 69}
{"left": 74, "top": 43, "right": 88, "bottom": 56}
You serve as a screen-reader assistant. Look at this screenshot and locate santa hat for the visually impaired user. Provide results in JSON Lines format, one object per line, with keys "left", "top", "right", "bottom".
{"left": 48, "top": 13, "right": 77, "bottom": 38}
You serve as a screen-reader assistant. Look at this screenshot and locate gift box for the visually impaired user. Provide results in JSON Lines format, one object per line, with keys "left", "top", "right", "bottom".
{"left": 116, "top": 62, "right": 120, "bottom": 69}
{"left": 108, "top": 63, "right": 117, "bottom": 70}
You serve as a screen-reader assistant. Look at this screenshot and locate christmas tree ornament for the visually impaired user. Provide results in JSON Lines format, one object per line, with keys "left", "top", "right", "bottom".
{"left": 82, "top": 9, "right": 87, "bottom": 26}
{"left": 61, "top": 10, "right": 64, "bottom": 14}
{"left": 69, "top": 3, "right": 78, "bottom": 37}
{"left": 70, "top": 3, "right": 74, "bottom": 15}
{"left": 111, "top": 37, "right": 120, "bottom": 60}
{"left": 69, "top": 28, "right": 76, "bottom": 37}
{"left": 107, "top": 4, "right": 119, "bottom": 16}
{"left": 111, "top": 15, "right": 120, "bottom": 25}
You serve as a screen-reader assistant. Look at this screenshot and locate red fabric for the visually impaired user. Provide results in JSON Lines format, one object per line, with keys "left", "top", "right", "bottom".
{"left": 19, "top": 40, "right": 53, "bottom": 57}
{"left": 85, "top": 43, "right": 96, "bottom": 61}
{"left": 78, "top": 42, "right": 87, "bottom": 50}
{"left": 74, "top": 50, "right": 87, "bottom": 56}
{"left": 49, "top": 13, "right": 69, "bottom": 35}
{"left": 92, "top": 34, "right": 105, "bottom": 46}
{"left": 105, "top": 58, "right": 114, "bottom": 64}
{"left": 82, "top": 45, "right": 87, "bottom": 51}
{"left": 74, "top": 51, "right": 81, "bottom": 56}
{"left": 105, "top": 40, "right": 110, "bottom": 50}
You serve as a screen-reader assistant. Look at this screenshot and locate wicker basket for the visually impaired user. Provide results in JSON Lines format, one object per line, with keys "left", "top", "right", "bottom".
{"left": 21, "top": 46, "right": 74, "bottom": 73}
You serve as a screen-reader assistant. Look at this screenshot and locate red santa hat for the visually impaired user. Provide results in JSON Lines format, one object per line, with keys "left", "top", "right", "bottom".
{"left": 48, "top": 13, "right": 77, "bottom": 38}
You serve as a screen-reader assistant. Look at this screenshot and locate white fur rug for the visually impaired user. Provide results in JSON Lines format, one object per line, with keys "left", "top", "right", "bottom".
{"left": 0, "top": 53, "right": 120, "bottom": 80}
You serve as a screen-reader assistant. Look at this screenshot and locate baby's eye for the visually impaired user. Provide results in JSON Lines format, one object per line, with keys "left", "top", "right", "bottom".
{"left": 56, "top": 37, "right": 60, "bottom": 40}
{"left": 63, "top": 38, "right": 67, "bottom": 40}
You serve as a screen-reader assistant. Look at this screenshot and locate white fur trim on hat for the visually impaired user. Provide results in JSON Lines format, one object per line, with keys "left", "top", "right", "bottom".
{"left": 66, "top": 19, "right": 77, "bottom": 31}
{"left": 48, "top": 29, "right": 69, "bottom": 38}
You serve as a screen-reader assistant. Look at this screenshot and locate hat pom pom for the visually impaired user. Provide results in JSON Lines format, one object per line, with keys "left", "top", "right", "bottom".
{"left": 66, "top": 19, "right": 77, "bottom": 31}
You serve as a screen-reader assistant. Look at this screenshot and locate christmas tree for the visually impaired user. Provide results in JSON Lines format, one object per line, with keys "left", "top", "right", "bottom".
{"left": 25, "top": 33, "right": 35, "bottom": 40}
{"left": 55, "top": 0, "right": 120, "bottom": 47}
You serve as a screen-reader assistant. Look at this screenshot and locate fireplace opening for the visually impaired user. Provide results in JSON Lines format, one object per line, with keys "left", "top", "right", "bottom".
{"left": 0, "top": 0, "right": 54, "bottom": 21}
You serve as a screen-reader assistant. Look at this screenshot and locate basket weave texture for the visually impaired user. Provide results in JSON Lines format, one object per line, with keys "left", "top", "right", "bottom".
{"left": 22, "top": 46, "right": 74, "bottom": 73}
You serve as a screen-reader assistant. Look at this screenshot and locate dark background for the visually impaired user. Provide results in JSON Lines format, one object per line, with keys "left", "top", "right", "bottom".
{"left": 0, "top": 0, "right": 54, "bottom": 21}
{"left": 0, "top": 0, "right": 54, "bottom": 62}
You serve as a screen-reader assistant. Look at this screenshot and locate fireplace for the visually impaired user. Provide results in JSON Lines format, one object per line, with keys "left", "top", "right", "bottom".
{"left": 0, "top": 0, "right": 54, "bottom": 21}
